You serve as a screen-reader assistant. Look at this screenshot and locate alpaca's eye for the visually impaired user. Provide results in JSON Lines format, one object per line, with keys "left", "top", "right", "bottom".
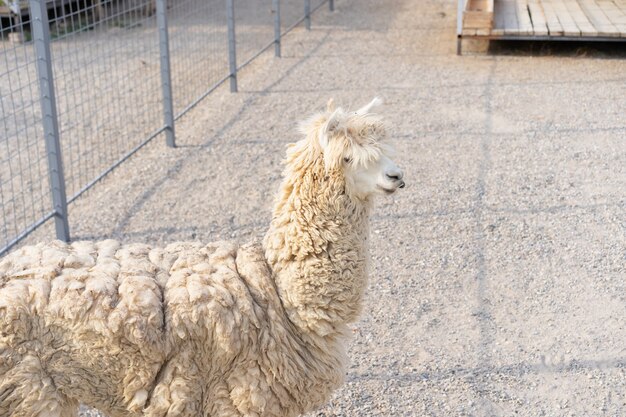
{"left": 344, "top": 157, "right": 352, "bottom": 163}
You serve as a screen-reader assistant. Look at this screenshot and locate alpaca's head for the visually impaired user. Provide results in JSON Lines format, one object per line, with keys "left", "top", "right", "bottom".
{"left": 296, "top": 97, "right": 405, "bottom": 200}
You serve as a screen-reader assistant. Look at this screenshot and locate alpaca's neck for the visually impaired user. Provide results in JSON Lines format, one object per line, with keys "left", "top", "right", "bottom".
{"left": 263, "top": 157, "right": 371, "bottom": 338}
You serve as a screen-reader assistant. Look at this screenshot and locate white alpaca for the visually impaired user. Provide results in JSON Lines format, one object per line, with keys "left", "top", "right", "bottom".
{"left": 0, "top": 98, "right": 404, "bottom": 417}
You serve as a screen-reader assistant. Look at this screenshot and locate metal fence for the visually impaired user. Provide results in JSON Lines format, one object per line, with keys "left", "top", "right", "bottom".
{"left": 0, "top": 0, "right": 334, "bottom": 255}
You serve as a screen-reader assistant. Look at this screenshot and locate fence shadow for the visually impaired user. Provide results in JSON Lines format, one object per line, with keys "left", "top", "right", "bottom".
{"left": 347, "top": 356, "right": 626, "bottom": 384}
{"left": 102, "top": 30, "right": 332, "bottom": 241}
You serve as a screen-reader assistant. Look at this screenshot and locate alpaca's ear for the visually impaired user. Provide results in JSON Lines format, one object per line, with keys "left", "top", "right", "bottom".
{"left": 355, "top": 97, "right": 382, "bottom": 115}
{"left": 326, "top": 98, "right": 336, "bottom": 112}
{"left": 319, "top": 109, "right": 344, "bottom": 171}
{"left": 319, "top": 108, "right": 341, "bottom": 150}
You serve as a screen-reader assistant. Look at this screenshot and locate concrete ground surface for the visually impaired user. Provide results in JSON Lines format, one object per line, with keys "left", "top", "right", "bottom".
{"left": 21, "top": 0, "right": 625, "bottom": 415}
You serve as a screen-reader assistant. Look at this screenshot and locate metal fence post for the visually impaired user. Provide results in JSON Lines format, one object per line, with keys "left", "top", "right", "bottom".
{"left": 329, "top": 0, "right": 334, "bottom": 12}
{"left": 226, "top": 0, "right": 237, "bottom": 92}
{"left": 304, "top": 0, "right": 311, "bottom": 30}
{"left": 30, "top": 0, "right": 70, "bottom": 242}
{"left": 156, "top": 0, "right": 176, "bottom": 147}
{"left": 273, "top": 0, "right": 281, "bottom": 57}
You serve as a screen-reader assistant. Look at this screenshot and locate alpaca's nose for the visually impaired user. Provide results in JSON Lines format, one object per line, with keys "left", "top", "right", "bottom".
{"left": 385, "top": 169, "right": 403, "bottom": 182}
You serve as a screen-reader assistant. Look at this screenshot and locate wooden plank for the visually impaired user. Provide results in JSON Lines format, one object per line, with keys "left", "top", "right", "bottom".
{"left": 471, "top": 0, "right": 626, "bottom": 36}
{"left": 0, "top": 0, "right": 70, "bottom": 17}
{"left": 0, "top": 2, "right": 28, "bottom": 17}
{"left": 565, "top": 0, "right": 599, "bottom": 35}
{"left": 612, "top": 0, "right": 626, "bottom": 21}
{"left": 464, "top": 0, "right": 495, "bottom": 30}
{"left": 542, "top": 0, "right": 565, "bottom": 34}
{"left": 516, "top": 0, "right": 535, "bottom": 33}
{"left": 597, "top": 0, "right": 626, "bottom": 25}
{"left": 493, "top": 0, "right": 508, "bottom": 34}
{"left": 553, "top": 0, "right": 582, "bottom": 35}
{"left": 464, "top": 13, "right": 495, "bottom": 26}
{"left": 577, "top": 0, "right": 621, "bottom": 36}
{"left": 528, "top": 0, "right": 550, "bottom": 34}
{"left": 500, "top": 0, "right": 521, "bottom": 33}
{"left": 598, "top": 0, "right": 626, "bottom": 34}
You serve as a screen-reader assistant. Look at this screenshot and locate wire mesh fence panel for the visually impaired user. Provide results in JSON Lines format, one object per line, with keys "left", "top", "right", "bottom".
{"left": 0, "top": 11, "right": 52, "bottom": 253}
{"left": 234, "top": 0, "right": 274, "bottom": 68}
{"left": 168, "top": 0, "right": 228, "bottom": 117}
{"left": 0, "top": 0, "right": 333, "bottom": 254}
{"left": 281, "top": 0, "right": 306, "bottom": 33}
{"left": 47, "top": 0, "right": 163, "bottom": 200}
{"left": 311, "top": 0, "right": 326, "bottom": 12}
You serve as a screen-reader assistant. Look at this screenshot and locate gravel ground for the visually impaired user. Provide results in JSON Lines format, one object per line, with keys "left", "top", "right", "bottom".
{"left": 18, "top": 0, "right": 626, "bottom": 415}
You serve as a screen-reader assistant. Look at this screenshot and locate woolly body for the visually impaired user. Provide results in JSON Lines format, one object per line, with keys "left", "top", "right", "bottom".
{"left": 0, "top": 99, "right": 404, "bottom": 416}
{"left": 0, "top": 239, "right": 344, "bottom": 417}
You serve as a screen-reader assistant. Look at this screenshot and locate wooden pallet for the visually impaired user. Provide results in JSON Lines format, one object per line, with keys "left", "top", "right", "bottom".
{"left": 461, "top": 0, "right": 626, "bottom": 38}
{"left": 0, "top": 0, "right": 75, "bottom": 18}
{"left": 463, "top": 0, "right": 495, "bottom": 35}
{"left": 0, "top": 1, "right": 28, "bottom": 17}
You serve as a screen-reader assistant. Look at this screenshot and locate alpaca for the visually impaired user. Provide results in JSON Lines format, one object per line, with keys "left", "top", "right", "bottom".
{"left": 0, "top": 98, "right": 405, "bottom": 417}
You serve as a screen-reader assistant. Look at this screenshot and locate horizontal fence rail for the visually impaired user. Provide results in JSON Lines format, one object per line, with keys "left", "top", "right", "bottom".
{"left": 0, "top": 0, "right": 336, "bottom": 256}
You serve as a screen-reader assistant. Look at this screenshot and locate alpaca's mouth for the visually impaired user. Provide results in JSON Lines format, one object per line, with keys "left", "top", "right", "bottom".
{"left": 378, "top": 181, "right": 405, "bottom": 194}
